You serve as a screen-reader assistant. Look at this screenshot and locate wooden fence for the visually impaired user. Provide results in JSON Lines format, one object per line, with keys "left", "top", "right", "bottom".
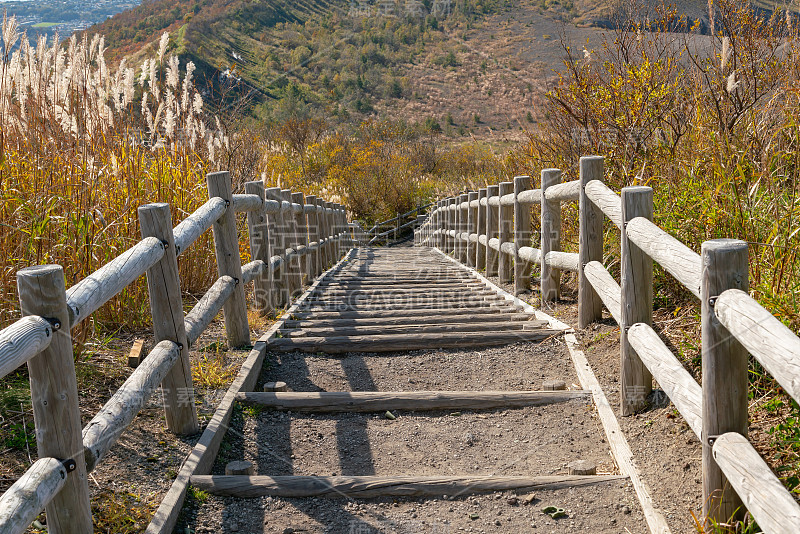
{"left": 364, "top": 204, "right": 431, "bottom": 245}
{"left": 0, "top": 171, "right": 351, "bottom": 534}
{"left": 414, "top": 156, "right": 800, "bottom": 533}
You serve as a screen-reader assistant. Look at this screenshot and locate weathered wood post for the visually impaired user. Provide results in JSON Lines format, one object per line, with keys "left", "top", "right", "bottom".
{"left": 540, "top": 169, "right": 562, "bottom": 303}
{"left": 620, "top": 186, "right": 654, "bottom": 416}
{"left": 318, "top": 199, "right": 331, "bottom": 269}
{"left": 292, "top": 192, "right": 308, "bottom": 287}
{"left": 341, "top": 204, "right": 348, "bottom": 254}
{"left": 485, "top": 185, "right": 500, "bottom": 276}
{"left": 334, "top": 203, "right": 343, "bottom": 259}
{"left": 459, "top": 193, "right": 470, "bottom": 263}
{"left": 17, "top": 265, "right": 94, "bottom": 534}
{"left": 265, "top": 186, "right": 287, "bottom": 306}
{"left": 325, "top": 201, "right": 336, "bottom": 266}
{"left": 207, "top": 171, "right": 251, "bottom": 347}
{"left": 245, "top": 181, "right": 274, "bottom": 316}
{"left": 441, "top": 199, "right": 449, "bottom": 252}
{"left": 701, "top": 239, "right": 749, "bottom": 525}
{"left": 454, "top": 195, "right": 463, "bottom": 261}
{"left": 282, "top": 189, "right": 302, "bottom": 299}
{"left": 578, "top": 156, "right": 604, "bottom": 328}
{"left": 436, "top": 200, "right": 446, "bottom": 250}
{"left": 476, "top": 188, "right": 487, "bottom": 271}
{"left": 498, "top": 182, "right": 514, "bottom": 283}
{"left": 514, "top": 175, "right": 532, "bottom": 294}
{"left": 466, "top": 191, "right": 478, "bottom": 267}
{"left": 305, "top": 195, "right": 320, "bottom": 277}
{"left": 139, "top": 203, "right": 200, "bottom": 434}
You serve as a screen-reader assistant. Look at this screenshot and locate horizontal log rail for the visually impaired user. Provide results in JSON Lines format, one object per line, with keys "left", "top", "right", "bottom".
{"left": 65, "top": 237, "right": 165, "bottom": 328}
{"left": 416, "top": 155, "right": 800, "bottom": 532}
{"left": 0, "top": 316, "right": 54, "bottom": 382}
{"left": 173, "top": 197, "right": 227, "bottom": 255}
{"left": 713, "top": 433, "right": 800, "bottom": 534}
{"left": 583, "top": 261, "right": 622, "bottom": 325}
{"left": 82, "top": 340, "right": 181, "bottom": 471}
{"left": 627, "top": 323, "right": 702, "bottom": 439}
{"left": 714, "top": 289, "right": 800, "bottom": 405}
{"left": 0, "top": 171, "right": 350, "bottom": 534}
{"left": 0, "top": 458, "right": 68, "bottom": 533}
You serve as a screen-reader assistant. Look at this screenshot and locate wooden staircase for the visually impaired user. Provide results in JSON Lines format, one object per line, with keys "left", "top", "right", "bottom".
{"left": 187, "top": 246, "right": 630, "bottom": 526}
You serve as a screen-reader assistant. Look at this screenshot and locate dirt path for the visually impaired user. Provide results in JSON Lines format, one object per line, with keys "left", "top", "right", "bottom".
{"left": 177, "top": 248, "right": 649, "bottom": 533}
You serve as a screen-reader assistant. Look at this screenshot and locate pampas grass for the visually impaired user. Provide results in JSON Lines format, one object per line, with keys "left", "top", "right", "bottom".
{"left": 0, "top": 20, "right": 227, "bottom": 335}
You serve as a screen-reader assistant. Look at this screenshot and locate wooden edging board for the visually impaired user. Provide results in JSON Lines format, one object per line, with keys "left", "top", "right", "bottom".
{"left": 146, "top": 248, "right": 356, "bottom": 534}
{"left": 432, "top": 247, "right": 672, "bottom": 534}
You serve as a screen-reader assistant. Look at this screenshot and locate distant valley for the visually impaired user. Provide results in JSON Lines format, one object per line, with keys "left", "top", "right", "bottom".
{"left": 0, "top": 0, "right": 140, "bottom": 43}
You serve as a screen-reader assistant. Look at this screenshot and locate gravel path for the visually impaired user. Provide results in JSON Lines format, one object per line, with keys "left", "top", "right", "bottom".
{"left": 179, "top": 340, "right": 648, "bottom": 533}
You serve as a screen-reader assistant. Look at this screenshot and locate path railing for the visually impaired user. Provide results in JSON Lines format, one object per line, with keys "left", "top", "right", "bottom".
{"left": 364, "top": 203, "right": 432, "bottom": 245}
{"left": 414, "top": 156, "right": 800, "bottom": 533}
{"left": 0, "top": 172, "right": 351, "bottom": 534}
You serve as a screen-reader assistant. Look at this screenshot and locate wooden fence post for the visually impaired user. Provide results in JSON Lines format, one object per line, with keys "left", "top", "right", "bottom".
{"left": 498, "top": 182, "right": 514, "bottom": 283}
{"left": 578, "top": 156, "right": 604, "bottom": 328}
{"left": 458, "top": 193, "right": 469, "bottom": 263}
{"left": 620, "top": 186, "right": 654, "bottom": 416}
{"left": 454, "top": 195, "right": 463, "bottom": 260}
{"left": 466, "top": 191, "right": 478, "bottom": 267}
{"left": 305, "top": 195, "right": 320, "bottom": 277}
{"left": 477, "top": 188, "right": 487, "bottom": 271}
{"left": 207, "top": 171, "right": 251, "bottom": 348}
{"left": 282, "top": 189, "right": 302, "bottom": 299}
{"left": 318, "top": 199, "right": 331, "bottom": 269}
{"left": 437, "top": 200, "right": 444, "bottom": 251}
{"left": 438, "top": 199, "right": 447, "bottom": 251}
{"left": 514, "top": 176, "right": 532, "bottom": 294}
{"left": 17, "top": 265, "right": 93, "bottom": 534}
{"left": 325, "top": 201, "right": 335, "bottom": 265}
{"left": 245, "top": 181, "right": 274, "bottom": 316}
{"left": 334, "top": 203, "right": 343, "bottom": 259}
{"left": 292, "top": 192, "right": 308, "bottom": 287}
{"left": 139, "top": 203, "right": 200, "bottom": 435}
{"left": 265, "top": 187, "right": 288, "bottom": 307}
{"left": 485, "top": 185, "right": 500, "bottom": 277}
{"left": 540, "top": 169, "right": 562, "bottom": 303}
{"left": 701, "top": 239, "right": 749, "bottom": 525}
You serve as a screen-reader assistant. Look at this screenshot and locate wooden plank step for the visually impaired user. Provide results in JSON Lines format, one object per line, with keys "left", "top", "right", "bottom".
{"left": 268, "top": 329, "right": 561, "bottom": 353}
{"left": 235, "top": 390, "right": 590, "bottom": 412}
{"left": 189, "top": 474, "right": 628, "bottom": 499}
{"left": 297, "top": 301, "right": 510, "bottom": 312}
{"left": 290, "top": 306, "right": 524, "bottom": 320}
{"left": 302, "top": 296, "right": 504, "bottom": 308}
{"left": 281, "top": 319, "right": 548, "bottom": 337}
{"left": 311, "top": 288, "right": 494, "bottom": 296}
{"left": 282, "top": 312, "right": 535, "bottom": 328}
{"left": 315, "top": 282, "right": 481, "bottom": 289}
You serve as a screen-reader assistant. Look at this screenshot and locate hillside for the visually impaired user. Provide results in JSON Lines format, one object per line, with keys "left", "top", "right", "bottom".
{"left": 87, "top": 0, "right": 795, "bottom": 141}
{"left": 88, "top": 0, "right": 613, "bottom": 141}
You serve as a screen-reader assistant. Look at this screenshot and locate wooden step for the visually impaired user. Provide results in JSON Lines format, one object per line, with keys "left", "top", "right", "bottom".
{"left": 189, "top": 474, "right": 627, "bottom": 499}
{"left": 290, "top": 306, "right": 524, "bottom": 320}
{"left": 280, "top": 319, "right": 548, "bottom": 337}
{"left": 299, "top": 298, "right": 504, "bottom": 311}
{"left": 235, "top": 390, "right": 590, "bottom": 412}
{"left": 268, "top": 329, "right": 561, "bottom": 353}
{"left": 282, "top": 312, "right": 535, "bottom": 328}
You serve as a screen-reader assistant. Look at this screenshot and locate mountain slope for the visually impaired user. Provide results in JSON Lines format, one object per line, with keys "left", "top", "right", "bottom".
{"left": 88, "top": 0, "right": 794, "bottom": 141}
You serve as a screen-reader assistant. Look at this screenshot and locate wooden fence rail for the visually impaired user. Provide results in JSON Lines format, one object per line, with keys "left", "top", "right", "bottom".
{"left": 0, "top": 172, "right": 350, "bottom": 534}
{"left": 415, "top": 155, "right": 800, "bottom": 533}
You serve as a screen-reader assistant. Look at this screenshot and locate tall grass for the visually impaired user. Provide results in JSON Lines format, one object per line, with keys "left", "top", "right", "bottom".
{"left": 519, "top": 0, "right": 800, "bottom": 330}
{"left": 0, "top": 21, "right": 228, "bottom": 336}
{"left": 516, "top": 0, "right": 800, "bottom": 501}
